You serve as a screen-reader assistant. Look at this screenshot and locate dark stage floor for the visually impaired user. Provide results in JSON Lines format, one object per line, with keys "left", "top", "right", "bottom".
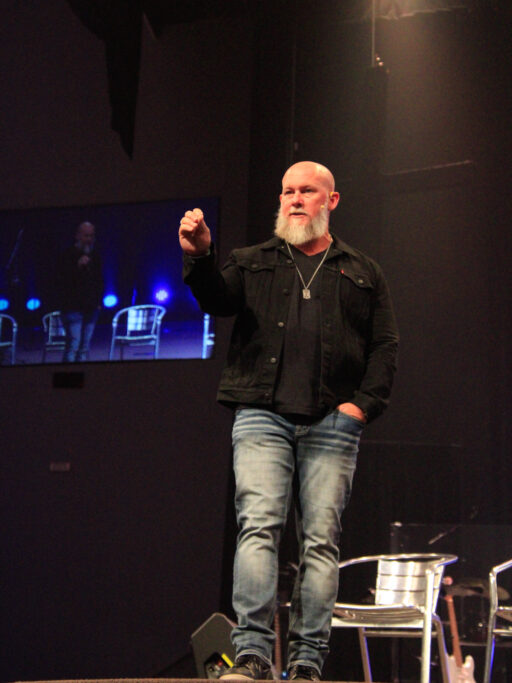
{"left": 9, "top": 680, "right": 385, "bottom": 683}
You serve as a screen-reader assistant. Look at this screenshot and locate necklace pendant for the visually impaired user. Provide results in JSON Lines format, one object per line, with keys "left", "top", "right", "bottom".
{"left": 302, "top": 288, "right": 311, "bottom": 300}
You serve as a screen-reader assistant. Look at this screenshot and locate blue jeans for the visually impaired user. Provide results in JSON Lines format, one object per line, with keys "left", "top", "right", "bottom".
{"left": 63, "top": 310, "right": 98, "bottom": 362}
{"left": 230, "top": 408, "right": 362, "bottom": 673}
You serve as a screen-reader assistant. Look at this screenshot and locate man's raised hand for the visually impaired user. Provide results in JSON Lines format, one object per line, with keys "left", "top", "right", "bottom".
{"left": 179, "top": 208, "right": 211, "bottom": 256}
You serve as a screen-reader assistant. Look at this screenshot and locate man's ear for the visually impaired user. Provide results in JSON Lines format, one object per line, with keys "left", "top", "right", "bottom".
{"left": 329, "top": 191, "right": 340, "bottom": 210}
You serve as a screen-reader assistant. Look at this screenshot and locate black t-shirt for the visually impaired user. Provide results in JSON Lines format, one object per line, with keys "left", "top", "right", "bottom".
{"left": 56, "top": 244, "right": 103, "bottom": 313}
{"left": 273, "top": 245, "right": 328, "bottom": 420}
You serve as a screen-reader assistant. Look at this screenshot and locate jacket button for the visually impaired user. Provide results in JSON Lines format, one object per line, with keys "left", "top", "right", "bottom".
{"left": 277, "top": 321, "right": 284, "bottom": 328}
{"left": 270, "top": 357, "right": 277, "bottom": 364}
{"left": 286, "top": 259, "right": 293, "bottom": 265}
{"left": 357, "top": 278, "right": 364, "bottom": 284}
{"left": 252, "top": 263, "right": 258, "bottom": 269}
{"left": 283, "top": 288, "right": 290, "bottom": 295}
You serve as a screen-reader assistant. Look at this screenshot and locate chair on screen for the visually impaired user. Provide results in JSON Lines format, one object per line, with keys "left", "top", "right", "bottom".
{"left": 483, "top": 558, "right": 512, "bottom": 683}
{"left": 202, "top": 313, "right": 215, "bottom": 359}
{"left": 109, "top": 304, "right": 166, "bottom": 360}
{"left": 331, "top": 553, "right": 458, "bottom": 683}
{"left": 42, "top": 311, "right": 66, "bottom": 362}
{"left": 0, "top": 313, "right": 18, "bottom": 365}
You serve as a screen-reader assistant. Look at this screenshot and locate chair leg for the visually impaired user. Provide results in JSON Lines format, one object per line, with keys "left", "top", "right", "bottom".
{"left": 434, "top": 617, "right": 451, "bottom": 683}
{"left": 420, "top": 570, "right": 437, "bottom": 683}
{"left": 357, "top": 628, "right": 373, "bottom": 682}
{"left": 483, "top": 617, "right": 496, "bottom": 683}
{"left": 420, "top": 617, "right": 433, "bottom": 683}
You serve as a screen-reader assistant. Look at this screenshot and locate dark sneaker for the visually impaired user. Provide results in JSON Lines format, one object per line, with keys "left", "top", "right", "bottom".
{"left": 287, "top": 664, "right": 321, "bottom": 681}
{"left": 220, "top": 654, "right": 273, "bottom": 680}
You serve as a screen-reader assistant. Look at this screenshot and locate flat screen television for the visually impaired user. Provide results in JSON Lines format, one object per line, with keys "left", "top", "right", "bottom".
{"left": 0, "top": 197, "right": 219, "bottom": 366}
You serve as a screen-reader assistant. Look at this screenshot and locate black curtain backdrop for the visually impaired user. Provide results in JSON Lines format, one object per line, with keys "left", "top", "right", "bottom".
{"left": 66, "top": 0, "right": 250, "bottom": 156}
{"left": 66, "top": 0, "right": 143, "bottom": 157}
{"left": 240, "top": 4, "right": 511, "bottom": 678}
{"left": 236, "top": 0, "right": 512, "bottom": 589}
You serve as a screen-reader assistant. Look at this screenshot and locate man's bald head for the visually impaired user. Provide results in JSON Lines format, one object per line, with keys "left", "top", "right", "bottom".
{"left": 75, "top": 221, "right": 95, "bottom": 249}
{"left": 282, "top": 161, "right": 336, "bottom": 194}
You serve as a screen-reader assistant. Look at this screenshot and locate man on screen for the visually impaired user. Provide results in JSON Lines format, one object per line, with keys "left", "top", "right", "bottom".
{"left": 57, "top": 221, "right": 103, "bottom": 362}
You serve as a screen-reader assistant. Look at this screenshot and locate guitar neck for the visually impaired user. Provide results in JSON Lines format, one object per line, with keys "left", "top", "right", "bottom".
{"left": 445, "top": 593, "right": 463, "bottom": 668}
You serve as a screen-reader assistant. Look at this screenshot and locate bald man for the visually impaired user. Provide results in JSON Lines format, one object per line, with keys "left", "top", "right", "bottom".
{"left": 179, "top": 162, "right": 399, "bottom": 681}
{"left": 58, "top": 221, "right": 103, "bottom": 362}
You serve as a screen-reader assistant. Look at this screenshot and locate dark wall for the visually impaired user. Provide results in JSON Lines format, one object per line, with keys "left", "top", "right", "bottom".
{"left": 247, "top": 1, "right": 512, "bottom": 528}
{"left": 0, "top": 1, "right": 253, "bottom": 680}
{"left": 244, "top": 6, "right": 511, "bottom": 678}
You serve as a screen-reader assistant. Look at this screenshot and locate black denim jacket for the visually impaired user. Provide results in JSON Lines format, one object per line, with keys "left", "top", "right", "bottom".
{"left": 183, "top": 234, "right": 399, "bottom": 423}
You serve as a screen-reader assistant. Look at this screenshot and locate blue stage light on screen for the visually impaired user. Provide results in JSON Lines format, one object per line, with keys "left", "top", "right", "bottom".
{"left": 26, "top": 297, "right": 41, "bottom": 311}
{"left": 103, "top": 294, "right": 118, "bottom": 308}
{"left": 0, "top": 298, "right": 9, "bottom": 311}
{"left": 154, "top": 288, "right": 170, "bottom": 303}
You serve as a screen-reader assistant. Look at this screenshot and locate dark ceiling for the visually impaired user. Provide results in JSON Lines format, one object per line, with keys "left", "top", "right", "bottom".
{"left": 65, "top": 0, "right": 510, "bottom": 157}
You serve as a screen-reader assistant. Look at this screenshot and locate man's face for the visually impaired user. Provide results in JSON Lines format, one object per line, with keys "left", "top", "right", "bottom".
{"left": 279, "top": 165, "right": 331, "bottom": 226}
{"left": 76, "top": 223, "right": 95, "bottom": 248}
{"left": 275, "top": 165, "right": 335, "bottom": 245}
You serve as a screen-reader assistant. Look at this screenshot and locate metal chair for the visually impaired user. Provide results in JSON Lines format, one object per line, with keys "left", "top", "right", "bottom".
{"left": 0, "top": 313, "right": 18, "bottom": 365}
{"left": 332, "top": 553, "right": 458, "bottom": 683}
{"left": 483, "top": 558, "right": 512, "bottom": 683}
{"left": 109, "top": 304, "right": 166, "bottom": 360}
{"left": 42, "top": 311, "right": 66, "bottom": 362}
{"left": 202, "top": 313, "right": 215, "bottom": 359}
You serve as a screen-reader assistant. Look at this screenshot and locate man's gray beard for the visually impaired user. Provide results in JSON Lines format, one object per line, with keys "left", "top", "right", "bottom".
{"left": 274, "top": 206, "right": 329, "bottom": 245}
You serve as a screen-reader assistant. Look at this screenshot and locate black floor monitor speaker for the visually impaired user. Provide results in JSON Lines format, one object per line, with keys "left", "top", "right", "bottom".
{"left": 191, "top": 612, "right": 236, "bottom": 679}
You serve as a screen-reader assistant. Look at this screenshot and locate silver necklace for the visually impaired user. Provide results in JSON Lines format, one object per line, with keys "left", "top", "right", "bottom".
{"left": 285, "top": 241, "right": 332, "bottom": 299}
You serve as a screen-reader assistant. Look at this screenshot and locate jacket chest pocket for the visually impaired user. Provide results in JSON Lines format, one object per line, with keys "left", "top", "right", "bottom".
{"left": 239, "top": 260, "right": 277, "bottom": 311}
{"left": 339, "top": 270, "right": 374, "bottom": 327}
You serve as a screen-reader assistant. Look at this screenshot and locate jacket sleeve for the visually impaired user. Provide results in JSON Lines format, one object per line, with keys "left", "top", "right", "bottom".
{"left": 351, "top": 265, "right": 399, "bottom": 422}
{"left": 182, "top": 244, "right": 244, "bottom": 317}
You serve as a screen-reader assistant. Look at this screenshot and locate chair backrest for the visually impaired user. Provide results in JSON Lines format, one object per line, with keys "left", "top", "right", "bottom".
{"left": 0, "top": 313, "right": 17, "bottom": 343}
{"left": 202, "top": 313, "right": 215, "bottom": 359}
{"left": 375, "top": 557, "right": 447, "bottom": 610}
{"left": 114, "top": 305, "right": 165, "bottom": 336}
{"left": 489, "top": 558, "right": 512, "bottom": 612}
{"left": 43, "top": 311, "right": 66, "bottom": 343}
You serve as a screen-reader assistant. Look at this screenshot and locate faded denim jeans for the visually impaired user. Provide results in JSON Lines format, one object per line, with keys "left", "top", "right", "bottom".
{"left": 63, "top": 310, "right": 99, "bottom": 362}
{"left": 230, "top": 407, "right": 362, "bottom": 674}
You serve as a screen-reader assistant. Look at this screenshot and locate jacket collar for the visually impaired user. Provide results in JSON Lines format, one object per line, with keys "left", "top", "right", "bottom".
{"left": 261, "top": 232, "right": 357, "bottom": 258}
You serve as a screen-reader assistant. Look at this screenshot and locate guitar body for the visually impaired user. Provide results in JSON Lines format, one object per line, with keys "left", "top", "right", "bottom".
{"left": 443, "top": 588, "right": 478, "bottom": 683}
{"left": 447, "top": 653, "right": 476, "bottom": 683}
